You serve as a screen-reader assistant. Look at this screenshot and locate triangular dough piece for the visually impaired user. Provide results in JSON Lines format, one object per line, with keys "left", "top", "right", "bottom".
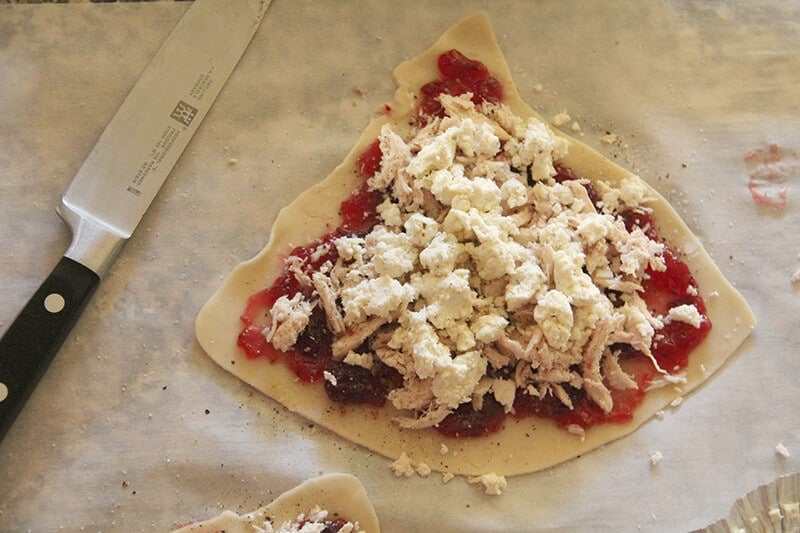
{"left": 173, "top": 474, "right": 380, "bottom": 532}
{"left": 196, "top": 12, "right": 755, "bottom": 476}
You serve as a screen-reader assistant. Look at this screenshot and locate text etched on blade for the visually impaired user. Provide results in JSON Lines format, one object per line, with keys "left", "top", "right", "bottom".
{"left": 189, "top": 67, "right": 215, "bottom": 102}
{"left": 126, "top": 115, "right": 183, "bottom": 196}
{"left": 125, "top": 66, "right": 216, "bottom": 196}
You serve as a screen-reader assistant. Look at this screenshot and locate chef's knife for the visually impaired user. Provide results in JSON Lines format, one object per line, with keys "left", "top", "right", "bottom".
{"left": 0, "top": 0, "right": 272, "bottom": 443}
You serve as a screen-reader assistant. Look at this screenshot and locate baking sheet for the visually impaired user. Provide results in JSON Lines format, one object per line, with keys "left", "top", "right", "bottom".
{"left": 1, "top": 1, "right": 798, "bottom": 531}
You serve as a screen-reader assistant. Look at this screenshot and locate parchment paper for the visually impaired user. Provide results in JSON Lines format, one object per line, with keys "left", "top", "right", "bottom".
{"left": 1, "top": 2, "right": 798, "bottom": 531}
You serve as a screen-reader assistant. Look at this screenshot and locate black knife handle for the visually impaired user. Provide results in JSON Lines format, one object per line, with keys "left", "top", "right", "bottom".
{"left": 0, "top": 257, "right": 100, "bottom": 443}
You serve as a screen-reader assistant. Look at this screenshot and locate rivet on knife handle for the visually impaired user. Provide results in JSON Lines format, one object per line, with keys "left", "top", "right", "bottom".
{"left": 0, "top": 0, "right": 272, "bottom": 444}
{"left": 0, "top": 257, "right": 100, "bottom": 442}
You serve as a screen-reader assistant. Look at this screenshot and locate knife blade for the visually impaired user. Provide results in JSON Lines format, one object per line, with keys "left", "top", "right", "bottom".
{"left": 0, "top": 0, "right": 272, "bottom": 443}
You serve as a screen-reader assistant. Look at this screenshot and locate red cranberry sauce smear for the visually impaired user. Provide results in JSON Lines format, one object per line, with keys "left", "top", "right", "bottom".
{"left": 238, "top": 233, "right": 339, "bottom": 382}
{"left": 237, "top": 142, "right": 383, "bottom": 384}
{"left": 416, "top": 49, "right": 503, "bottom": 125}
{"left": 341, "top": 140, "right": 383, "bottom": 233}
{"left": 642, "top": 245, "right": 712, "bottom": 373}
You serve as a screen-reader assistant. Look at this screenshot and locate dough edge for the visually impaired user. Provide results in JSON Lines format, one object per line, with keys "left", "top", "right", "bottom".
{"left": 172, "top": 473, "right": 380, "bottom": 533}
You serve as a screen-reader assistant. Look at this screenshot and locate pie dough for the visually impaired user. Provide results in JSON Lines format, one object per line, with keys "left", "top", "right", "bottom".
{"left": 196, "top": 12, "right": 755, "bottom": 476}
{"left": 172, "top": 474, "right": 380, "bottom": 532}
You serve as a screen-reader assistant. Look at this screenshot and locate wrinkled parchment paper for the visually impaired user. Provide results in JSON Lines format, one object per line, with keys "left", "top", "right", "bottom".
{"left": 1, "top": 2, "right": 798, "bottom": 531}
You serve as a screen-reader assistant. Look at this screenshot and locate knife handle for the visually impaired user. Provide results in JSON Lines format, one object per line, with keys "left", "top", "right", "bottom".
{"left": 0, "top": 257, "right": 100, "bottom": 443}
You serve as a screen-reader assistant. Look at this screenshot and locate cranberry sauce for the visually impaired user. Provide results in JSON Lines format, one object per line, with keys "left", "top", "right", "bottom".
{"left": 416, "top": 49, "right": 504, "bottom": 125}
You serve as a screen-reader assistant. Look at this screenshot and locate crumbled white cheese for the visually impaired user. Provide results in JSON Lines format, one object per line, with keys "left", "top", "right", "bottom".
{"left": 431, "top": 351, "right": 487, "bottom": 409}
{"left": 666, "top": 304, "right": 703, "bottom": 328}
{"left": 649, "top": 450, "right": 663, "bottom": 466}
{"left": 404, "top": 213, "right": 440, "bottom": 247}
{"left": 412, "top": 269, "right": 476, "bottom": 329}
{"left": 491, "top": 378, "right": 517, "bottom": 413}
{"left": 265, "top": 93, "right": 679, "bottom": 431}
{"left": 601, "top": 133, "right": 618, "bottom": 144}
{"left": 322, "top": 371, "right": 337, "bottom": 387}
{"left": 265, "top": 294, "right": 314, "bottom": 352}
{"left": 500, "top": 178, "right": 528, "bottom": 209}
{"left": 782, "top": 502, "right": 800, "bottom": 520}
{"left": 418, "top": 232, "right": 460, "bottom": 275}
{"left": 471, "top": 314, "right": 509, "bottom": 343}
{"left": 576, "top": 213, "right": 613, "bottom": 246}
{"left": 551, "top": 111, "right": 571, "bottom": 127}
{"left": 505, "top": 258, "right": 547, "bottom": 311}
{"left": 377, "top": 198, "right": 403, "bottom": 227}
{"left": 416, "top": 462, "right": 432, "bottom": 477}
{"left": 334, "top": 235, "right": 366, "bottom": 263}
{"left": 309, "top": 244, "right": 331, "bottom": 264}
{"left": 468, "top": 472, "right": 507, "bottom": 495}
{"left": 504, "top": 120, "right": 567, "bottom": 181}
{"left": 368, "top": 227, "right": 417, "bottom": 278}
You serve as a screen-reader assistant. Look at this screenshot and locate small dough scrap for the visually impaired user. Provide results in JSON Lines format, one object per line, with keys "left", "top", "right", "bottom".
{"left": 172, "top": 474, "right": 380, "bottom": 533}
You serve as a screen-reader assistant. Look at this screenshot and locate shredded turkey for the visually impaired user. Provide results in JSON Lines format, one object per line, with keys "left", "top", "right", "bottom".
{"left": 262, "top": 93, "right": 675, "bottom": 431}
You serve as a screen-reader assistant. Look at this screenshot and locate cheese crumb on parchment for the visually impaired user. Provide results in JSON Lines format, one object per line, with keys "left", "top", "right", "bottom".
{"left": 265, "top": 92, "right": 680, "bottom": 434}
{"left": 390, "top": 452, "right": 504, "bottom": 493}
{"left": 601, "top": 132, "right": 618, "bottom": 144}
{"left": 416, "top": 462, "right": 432, "bottom": 477}
{"left": 775, "top": 443, "right": 791, "bottom": 458}
{"left": 390, "top": 452, "right": 415, "bottom": 477}
{"left": 551, "top": 111, "right": 571, "bottom": 127}
{"left": 468, "top": 472, "right": 508, "bottom": 495}
{"left": 649, "top": 450, "right": 663, "bottom": 466}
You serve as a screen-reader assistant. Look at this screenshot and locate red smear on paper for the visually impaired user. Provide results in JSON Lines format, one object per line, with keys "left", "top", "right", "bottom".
{"left": 744, "top": 144, "right": 798, "bottom": 209}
